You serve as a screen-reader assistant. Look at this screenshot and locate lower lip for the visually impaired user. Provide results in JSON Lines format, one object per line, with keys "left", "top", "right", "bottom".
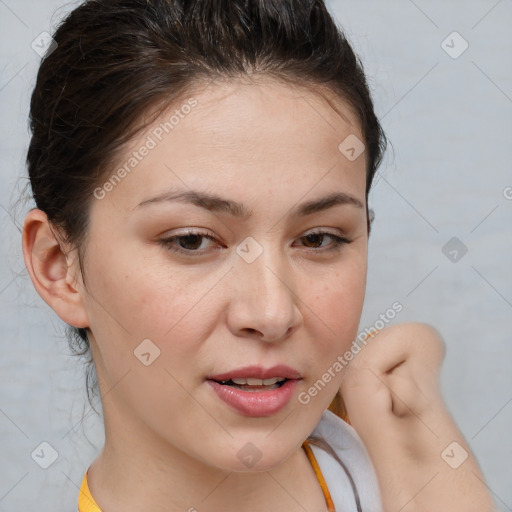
{"left": 206, "top": 379, "right": 300, "bottom": 417}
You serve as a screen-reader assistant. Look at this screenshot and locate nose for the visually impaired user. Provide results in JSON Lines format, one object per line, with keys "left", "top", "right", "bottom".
{"left": 226, "top": 241, "right": 302, "bottom": 342}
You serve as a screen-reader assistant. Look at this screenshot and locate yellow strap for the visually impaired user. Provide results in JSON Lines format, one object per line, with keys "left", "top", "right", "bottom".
{"left": 78, "top": 470, "right": 102, "bottom": 512}
{"left": 302, "top": 440, "right": 336, "bottom": 511}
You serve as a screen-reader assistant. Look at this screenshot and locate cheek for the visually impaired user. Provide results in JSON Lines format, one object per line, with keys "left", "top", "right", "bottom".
{"left": 305, "top": 258, "right": 367, "bottom": 355}
{"left": 83, "top": 253, "right": 215, "bottom": 409}
{"left": 85, "top": 240, "right": 208, "bottom": 336}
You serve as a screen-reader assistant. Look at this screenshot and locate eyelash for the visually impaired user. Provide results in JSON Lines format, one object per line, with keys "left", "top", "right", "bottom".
{"left": 158, "top": 229, "right": 351, "bottom": 256}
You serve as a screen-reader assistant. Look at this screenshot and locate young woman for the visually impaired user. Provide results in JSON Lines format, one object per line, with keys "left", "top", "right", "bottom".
{"left": 22, "top": 0, "right": 494, "bottom": 510}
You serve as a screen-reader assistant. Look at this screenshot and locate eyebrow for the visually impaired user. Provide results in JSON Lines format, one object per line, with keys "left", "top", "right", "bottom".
{"left": 135, "top": 189, "right": 364, "bottom": 218}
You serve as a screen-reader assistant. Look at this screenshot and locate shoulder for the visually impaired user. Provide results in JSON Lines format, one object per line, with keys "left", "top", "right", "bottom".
{"left": 311, "top": 408, "right": 372, "bottom": 464}
{"left": 309, "top": 409, "right": 383, "bottom": 511}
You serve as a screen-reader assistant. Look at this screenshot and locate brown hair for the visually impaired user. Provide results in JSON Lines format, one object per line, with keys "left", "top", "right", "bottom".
{"left": 27, "top": 0, "right": 387, "bottom": 418}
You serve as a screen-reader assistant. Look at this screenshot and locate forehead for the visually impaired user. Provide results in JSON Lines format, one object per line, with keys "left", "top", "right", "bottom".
{"left": 181, "top": 76, "right": 363, "bottom": 156}
{"left": 94, "top": 77, "right": 367, "bottom": 214}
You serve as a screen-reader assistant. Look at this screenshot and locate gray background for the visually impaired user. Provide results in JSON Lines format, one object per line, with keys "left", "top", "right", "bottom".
{"left": 1, "top": 0, "right": 511, "bottom": 510}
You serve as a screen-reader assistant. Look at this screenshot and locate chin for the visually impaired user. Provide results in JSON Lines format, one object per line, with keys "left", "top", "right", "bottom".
{"left": 211, "top": 438, "right": 298, "bottom": 473}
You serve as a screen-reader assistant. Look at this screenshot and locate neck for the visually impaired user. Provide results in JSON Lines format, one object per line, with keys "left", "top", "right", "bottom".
{"left": 86, "top": 407, "right": 327, "bottom": 511}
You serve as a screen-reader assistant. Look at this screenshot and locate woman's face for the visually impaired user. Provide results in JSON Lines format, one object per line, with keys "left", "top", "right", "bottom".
{"left": 81, "top": 78, "right": 368, "bottom": 471}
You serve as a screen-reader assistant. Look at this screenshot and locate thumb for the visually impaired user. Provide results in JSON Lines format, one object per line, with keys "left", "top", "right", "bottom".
{"left": 340, "top": 363, "right": 400, "bottom": 458}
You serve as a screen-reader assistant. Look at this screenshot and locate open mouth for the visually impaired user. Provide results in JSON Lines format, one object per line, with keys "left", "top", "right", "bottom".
{"left": 213, "top": 377, "right": 288, "bottom": 392}
{"left": 207, "top": 374, "right": 299, "bottom": 416}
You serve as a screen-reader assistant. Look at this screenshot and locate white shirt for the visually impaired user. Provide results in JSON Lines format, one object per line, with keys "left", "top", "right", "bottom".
{"left": 308, "top": 410, "right": 384, "bottom": 512}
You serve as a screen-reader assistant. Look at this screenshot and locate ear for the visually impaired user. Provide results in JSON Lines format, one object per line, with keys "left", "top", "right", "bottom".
{"left": 22, "top": 208, "right": 89, "bottom": 329}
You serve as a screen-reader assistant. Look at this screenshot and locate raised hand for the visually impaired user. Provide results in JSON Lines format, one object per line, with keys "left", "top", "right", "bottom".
{"left": 340, "top": 322, "right": 495, "bottom": 512}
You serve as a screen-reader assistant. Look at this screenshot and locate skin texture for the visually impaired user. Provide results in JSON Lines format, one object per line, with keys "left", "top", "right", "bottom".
{"left": 341, "top": 322, "right": 495, "bottom": 511}
{"left": 22, "top": 78, "right": 494, "bottom": 511}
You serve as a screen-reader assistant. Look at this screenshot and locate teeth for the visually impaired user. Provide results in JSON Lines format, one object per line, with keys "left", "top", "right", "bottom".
{"left": 229, "top": 377, "right": 286, "bottom": 386}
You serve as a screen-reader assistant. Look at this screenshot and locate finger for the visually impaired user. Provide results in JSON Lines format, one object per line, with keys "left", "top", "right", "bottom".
{"left": 340, "top": 366, "right": 403, "bottom": 459}
{"left": 348, "top": 322, "right": 445, "bottom": 376}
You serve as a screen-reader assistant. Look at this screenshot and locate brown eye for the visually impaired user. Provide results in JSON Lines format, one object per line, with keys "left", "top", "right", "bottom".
{"left": 175, "top": 233, "right": 205, "bottom": 251}
{"left": 297, "top": 231, "right": 351, "bottom": 251}
{"left": 301, "top": 233, "right": 325, "bottom": 248}
{"left": 159, "top": 230, "right": 218, "bottom": 255}
{"left": 159, "top": 229, "right": 351, "bottom": 257}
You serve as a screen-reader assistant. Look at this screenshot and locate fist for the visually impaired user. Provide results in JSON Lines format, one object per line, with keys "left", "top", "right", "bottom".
{"left": 341, "top": 322, "right": 445, "bottom": 422}
{"left": 340, "top": 322, "right": 495, "bottom": 512}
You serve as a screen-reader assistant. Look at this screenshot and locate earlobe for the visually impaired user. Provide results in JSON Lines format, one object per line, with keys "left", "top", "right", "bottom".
{"left": 22, "top": 209, "right": 89, "bottom": 329}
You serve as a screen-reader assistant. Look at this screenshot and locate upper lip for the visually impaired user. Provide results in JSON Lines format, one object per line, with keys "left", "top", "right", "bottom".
{"left": 208, "top": 365, "right": 302, "bottom": 381}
